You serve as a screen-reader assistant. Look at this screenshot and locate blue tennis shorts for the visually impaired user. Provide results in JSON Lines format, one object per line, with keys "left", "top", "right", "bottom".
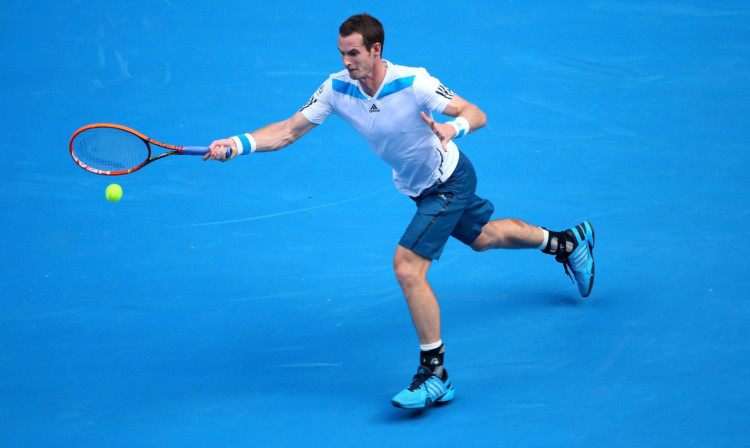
{"left": 399, "top": 151, "right": 494, "bottom": 260}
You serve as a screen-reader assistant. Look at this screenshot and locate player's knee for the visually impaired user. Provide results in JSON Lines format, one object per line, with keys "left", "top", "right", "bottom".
{"left": 470, "top": 233, "right": 492, "bottom": 252}
{"left": 393, "top": 249, "right": 426, "bottom": 286}
{"left": 470, "top": 241, "right": 490, "bottom": 252}
{"left": 393, "top": 258, "right": 417, "bottom": 285}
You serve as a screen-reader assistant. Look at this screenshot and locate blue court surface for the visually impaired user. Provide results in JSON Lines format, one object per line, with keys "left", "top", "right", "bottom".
{"left": 2, "top": 1, "right": 749, "bottom": 446}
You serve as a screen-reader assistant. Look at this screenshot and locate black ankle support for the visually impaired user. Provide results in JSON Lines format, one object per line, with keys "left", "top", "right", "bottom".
{"left": 543, "top": 230, "right": 578, "bottom": 261}
{"left": 420, "top": 345, "right": 445, "bottom": 370}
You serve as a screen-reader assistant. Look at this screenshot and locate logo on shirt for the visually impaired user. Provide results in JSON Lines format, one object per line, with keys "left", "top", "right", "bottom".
{"left": 299, "top": 96, "right": 317, "bottom": 112}
{"left": 436, "top": 84, "right": 455, "bottom": 101}
{"left": 369, "top": 104, "right": 380, "bottom": 113}
{"left": 300, "top": 83, "right": 326, "bottom": 113}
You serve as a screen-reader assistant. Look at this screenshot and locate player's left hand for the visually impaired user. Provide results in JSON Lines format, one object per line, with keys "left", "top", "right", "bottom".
{"left": 420, "top": 111, "right": 456, "bottom": 152}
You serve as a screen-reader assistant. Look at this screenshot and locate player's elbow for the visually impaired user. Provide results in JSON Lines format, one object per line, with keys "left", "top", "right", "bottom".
{"left": 475, "top": 110, "right": 487, "bottom": 130}
{"left": 280, "top": 115, "right": 312, "bottom": 148}
{"left": 283, "top": 127, "right": 302, "bottom": 147}
{"left": 270, "top": 121, "right": 301, "bottom": 150}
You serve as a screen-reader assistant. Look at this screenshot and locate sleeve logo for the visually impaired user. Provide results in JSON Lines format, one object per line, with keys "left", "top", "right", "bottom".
{"left": 300, "top": 83, "right": 326, "bottom": 112}
{"left": 299, "top": 96, "right": 317, "bottom": 112}
{"left": 436, "top": 84, "right": 455, "bottom": 100}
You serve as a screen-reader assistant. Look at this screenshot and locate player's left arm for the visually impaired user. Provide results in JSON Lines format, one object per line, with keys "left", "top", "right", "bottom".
{"left": 420, "top": 94, "right": 487, "bottom": 150}
{"left": 441, "top": 94, "right": 487, "bottom": 132}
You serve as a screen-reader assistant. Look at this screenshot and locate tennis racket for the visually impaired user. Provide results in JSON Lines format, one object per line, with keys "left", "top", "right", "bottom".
{"left": 69, "top": 123, "right": 230, "bottom": 175}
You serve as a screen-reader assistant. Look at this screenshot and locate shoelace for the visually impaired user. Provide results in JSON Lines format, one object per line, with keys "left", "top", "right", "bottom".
{"left": 407, "top": 367, "right": 434, "bottom": 391}
{"left": 563, "top": 261, "right": 575, "bottom": 285}
{"left": 556, "top": 252, "right": 576, "bottom": 285}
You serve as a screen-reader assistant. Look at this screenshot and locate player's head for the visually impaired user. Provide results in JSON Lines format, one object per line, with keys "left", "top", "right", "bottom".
{"left": 339, "top": 13, "right": 384, "bottom": 54}
{"left": 338, "top": 14, "right": 384, "bottom": 80}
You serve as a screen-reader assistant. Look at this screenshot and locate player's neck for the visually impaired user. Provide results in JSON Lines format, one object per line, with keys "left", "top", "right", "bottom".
{"left": 359, "top": 60, "right": 387, "bottom": 97}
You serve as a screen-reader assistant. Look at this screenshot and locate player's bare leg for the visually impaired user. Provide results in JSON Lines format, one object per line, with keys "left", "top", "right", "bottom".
{"left": 470, "top": 218, "right": 545, "bottom": 251}
{"left": 392, "top": 245, "right": 440, "bottom": 345}
{"left": 391, "top": 245, "right": 455, "bottom": 409}
{"left": 472, "top": 218, "right": 596, "bottom": 297}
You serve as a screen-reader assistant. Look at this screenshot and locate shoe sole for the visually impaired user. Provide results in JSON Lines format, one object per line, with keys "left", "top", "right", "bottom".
{"left": 582, "top": 221, "right": 595, "bottom": 297}
{"left": 391, "top": 388, "right": 455, "bottom": 409}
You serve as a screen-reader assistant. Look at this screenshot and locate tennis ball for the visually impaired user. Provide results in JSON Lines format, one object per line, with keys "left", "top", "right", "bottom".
{"left": 105, "top": 184, "right": 123, "bottom": 202}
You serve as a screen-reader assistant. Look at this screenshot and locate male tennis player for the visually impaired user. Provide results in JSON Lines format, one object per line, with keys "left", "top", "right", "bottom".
{"left": 204, "top": 13, "right": 595, "bottom": 409}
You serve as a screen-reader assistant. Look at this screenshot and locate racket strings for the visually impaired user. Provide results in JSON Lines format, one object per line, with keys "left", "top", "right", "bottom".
{"left": 72, "top": 127, "right": 150, "bottom": 171}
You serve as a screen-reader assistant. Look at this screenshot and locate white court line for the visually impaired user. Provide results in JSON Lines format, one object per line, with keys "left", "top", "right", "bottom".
{"left": 177, "top": 187, "right": 390, "bottom": 227}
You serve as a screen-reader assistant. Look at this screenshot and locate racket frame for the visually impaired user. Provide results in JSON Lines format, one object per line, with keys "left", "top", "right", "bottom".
{"left": 69, "top": 123, "right": 207, "bottom": 176}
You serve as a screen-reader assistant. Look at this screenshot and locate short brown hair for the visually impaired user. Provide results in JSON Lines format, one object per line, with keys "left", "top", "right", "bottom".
{"left": 339, "top": 13, "right": 385, "bottom": 54}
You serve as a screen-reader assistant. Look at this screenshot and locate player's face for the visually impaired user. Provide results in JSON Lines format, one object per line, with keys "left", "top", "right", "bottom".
{"left": 338, "top": 33, "right": 379, "bottom": 80}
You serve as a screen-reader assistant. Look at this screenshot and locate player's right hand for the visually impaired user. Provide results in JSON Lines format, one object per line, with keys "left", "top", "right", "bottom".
{"left": 420, "top": 111, "right": 455, "bottom": 152}
{"left": 204, "top": 138, "right": 237, "bottom": 162}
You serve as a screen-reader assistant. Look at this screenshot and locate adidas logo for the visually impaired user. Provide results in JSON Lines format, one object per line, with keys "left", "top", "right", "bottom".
{"left": 369, "top": 104, "right": 380, "bottom": 113}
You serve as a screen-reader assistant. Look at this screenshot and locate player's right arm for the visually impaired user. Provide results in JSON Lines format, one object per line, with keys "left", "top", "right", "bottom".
{"left": 204, "top": 112, "right": 317, "bottom": 161}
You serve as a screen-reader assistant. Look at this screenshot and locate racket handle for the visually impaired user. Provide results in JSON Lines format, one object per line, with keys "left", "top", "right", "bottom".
{"left": 181, "top": 146, "right": 232, "bottom": 158}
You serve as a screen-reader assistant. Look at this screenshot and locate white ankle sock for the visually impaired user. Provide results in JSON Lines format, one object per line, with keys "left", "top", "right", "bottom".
{"left": 420, "top": 340, "right": 443, "bottom": 351}
{"left": 538, "top": 228, "right": 550, "bottom": 250}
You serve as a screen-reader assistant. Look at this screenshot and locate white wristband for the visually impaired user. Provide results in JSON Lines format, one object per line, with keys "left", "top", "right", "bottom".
{"left": 448, "top": 117, "right": 470, "bottom": 138}
{"left": 230, "top": 133, "right": 257, "bottom": 155}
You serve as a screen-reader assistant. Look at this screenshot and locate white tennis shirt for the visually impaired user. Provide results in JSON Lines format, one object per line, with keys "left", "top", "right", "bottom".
{"left": 300, "top": 60, "right": 460, "bottom": 197}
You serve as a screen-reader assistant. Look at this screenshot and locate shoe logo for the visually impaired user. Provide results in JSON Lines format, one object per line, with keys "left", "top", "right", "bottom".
{"left": 425, "top": 379, "right": 445, "bottom": 398}
{"left": 369, "top": 104, "right": 380, "bottom": 113}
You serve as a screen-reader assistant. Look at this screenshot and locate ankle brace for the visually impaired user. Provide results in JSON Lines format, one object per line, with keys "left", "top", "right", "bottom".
{"left": 543, "top": 229, "right": 578, "bottom": 262}
{"left": 421, "top": 344, "right": 445, "bottom": 378}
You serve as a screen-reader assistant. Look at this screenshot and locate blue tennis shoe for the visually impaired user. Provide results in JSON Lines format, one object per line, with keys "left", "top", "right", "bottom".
{"left": 392, "top": 366, "right": 455, "bottom": 409}
{"left": 561, "top": 221, "right": 596, "bottom": 297}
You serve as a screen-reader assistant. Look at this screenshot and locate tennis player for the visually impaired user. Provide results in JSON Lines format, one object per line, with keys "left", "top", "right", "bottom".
{"left": 204, "top": 13, "right": 595, "bottom": 409}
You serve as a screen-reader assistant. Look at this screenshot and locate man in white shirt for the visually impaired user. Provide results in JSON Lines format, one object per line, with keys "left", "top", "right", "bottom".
{"left": 204, "top": 13, "right": 595, "bottom": 409}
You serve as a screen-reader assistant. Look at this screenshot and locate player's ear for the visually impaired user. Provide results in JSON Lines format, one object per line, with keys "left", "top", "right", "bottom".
{"left": 371, "top": 42, "right": 382, "bottom": 58}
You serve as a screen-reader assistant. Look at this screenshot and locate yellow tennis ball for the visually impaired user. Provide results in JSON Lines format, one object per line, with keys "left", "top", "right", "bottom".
{"left": 105, "top": 184, "right": 123, "bottom": 202}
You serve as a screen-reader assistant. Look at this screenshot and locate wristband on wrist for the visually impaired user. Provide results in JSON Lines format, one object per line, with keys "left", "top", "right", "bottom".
{"left": 230, "top": 133, "right": 257, "bottom": 155}
{"left": 448, "top": 117, "right": 470, "bottom": 138}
